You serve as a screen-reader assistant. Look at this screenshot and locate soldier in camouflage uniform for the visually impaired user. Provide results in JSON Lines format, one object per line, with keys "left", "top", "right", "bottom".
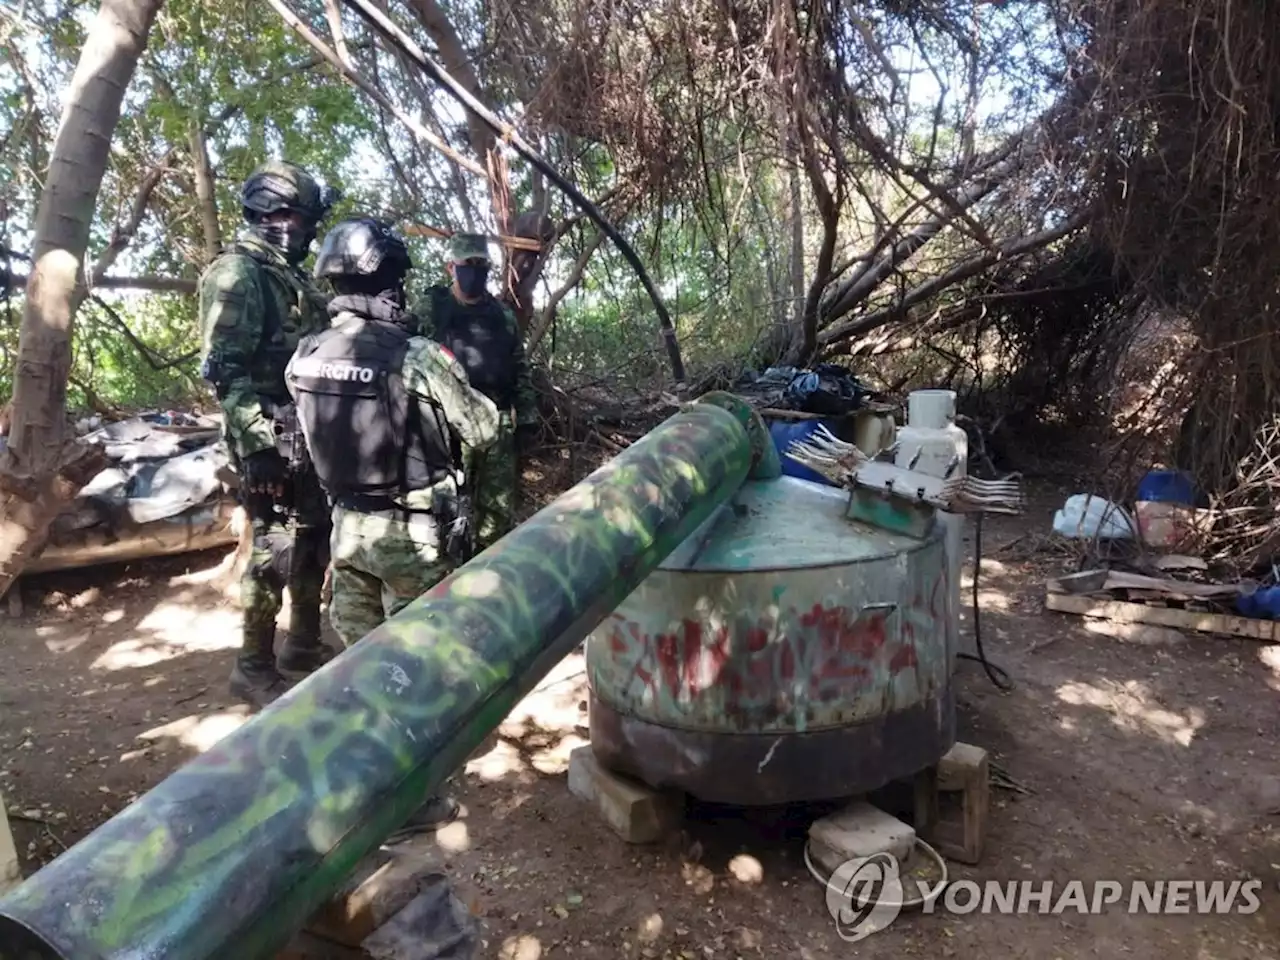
{"left": 412, "top": 233, "right": 537, "bottom": 551}
{"left": 198, "top": 161, "right": 338, "bottom": 708}
{"left": 288, "top": 218, "right": 499, "bottom": 831}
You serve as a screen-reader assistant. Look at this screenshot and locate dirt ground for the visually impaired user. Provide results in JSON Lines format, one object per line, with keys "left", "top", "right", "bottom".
{"left": 2, "top": 476, "right": 1279, "bottom": 959}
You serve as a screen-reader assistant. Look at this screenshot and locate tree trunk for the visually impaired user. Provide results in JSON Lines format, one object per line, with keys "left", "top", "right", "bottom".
{"left": 0, "top": 0, "right": 163, "bottom": 599}
{"left": 188, "top": 119, "right": 222, "bottom": 262}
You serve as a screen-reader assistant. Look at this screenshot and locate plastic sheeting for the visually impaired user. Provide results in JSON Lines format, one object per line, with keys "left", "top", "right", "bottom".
{"left": 54, "top": 413, "right": 227, "bottom": 533}
{"left": 10, "top": 412, "right": 239, "bottom": 575}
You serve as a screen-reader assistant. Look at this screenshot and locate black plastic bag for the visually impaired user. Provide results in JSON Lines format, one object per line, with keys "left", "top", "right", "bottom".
{"left": 783, "top": 364, "right": 868, "bottom": 416}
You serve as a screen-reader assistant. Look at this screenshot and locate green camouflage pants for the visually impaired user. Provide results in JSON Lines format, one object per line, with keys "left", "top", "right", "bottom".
{"left": 473, "top": 423, "right": 518, "bottom": 551}
{"left": 239, "top": 467, "right": 330, "bottom": 667}
{"left": 327, "top": 504, "right": 453, "bottom": 648}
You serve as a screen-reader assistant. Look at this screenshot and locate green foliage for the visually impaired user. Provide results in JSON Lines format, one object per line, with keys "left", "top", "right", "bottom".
{"left": 0, "top": 0, "right": 1074, "bottom": 422}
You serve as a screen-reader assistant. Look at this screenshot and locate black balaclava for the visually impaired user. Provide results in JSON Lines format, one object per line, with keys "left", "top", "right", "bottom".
{"left": 453, "top": 261, "right": 490, "bottom": 299}
{"left": 252, "top": 214, "right": 316, "bottom": 266}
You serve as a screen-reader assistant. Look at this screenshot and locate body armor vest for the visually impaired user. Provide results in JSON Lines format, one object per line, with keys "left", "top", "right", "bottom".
{"left": 426, "top": 287, "right": 519, "bottom": 409}
{"left": 290, "top": 316, "right": 453, "bottom": 498}
{"left": 239, "top": 242, "right": 326, "bottom": 401}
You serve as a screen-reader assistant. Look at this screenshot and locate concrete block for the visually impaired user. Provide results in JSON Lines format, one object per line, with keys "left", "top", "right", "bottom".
{"left": 807, "top": 801, "right": 915, "bottom": 876}
{"left": 567, "top": 746, "right": 682, "bottom": 843}
{"left": 0, "top": 793, "right": 21, "bottom": 895}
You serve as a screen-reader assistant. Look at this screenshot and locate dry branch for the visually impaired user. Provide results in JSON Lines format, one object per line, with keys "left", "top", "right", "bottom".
{"left": 820, "top": 209, "right": 1092, "bottom": 349}
{"left": 265, "top": 0, "right": 486, "bottom": 177}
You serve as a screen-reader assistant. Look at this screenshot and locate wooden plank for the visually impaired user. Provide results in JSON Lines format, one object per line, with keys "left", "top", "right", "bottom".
{"left": 1096, "top": 570, "right": 1242, "bottom": 599}
{"left": 306, "top": 852, "right": 443, "bottom": 948}
{"left": 929, "top": 743, "right": 989, "bottom": 865}
{"left": 0, "top": 793, "right": 22, "bottom": 895}
{"left": 1046, "top": 569, "right": 1242, "bottom": 601}
{"left": 1045, "top": 592, "right": 1280, "bottom": 643}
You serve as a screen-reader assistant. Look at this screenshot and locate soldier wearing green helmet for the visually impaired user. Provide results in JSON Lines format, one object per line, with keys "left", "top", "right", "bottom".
{"left": 412, "top": 232, "right": 537, "bottom": 552}
{"left": 197, "top": 160, "right": 340, "bottom": 708}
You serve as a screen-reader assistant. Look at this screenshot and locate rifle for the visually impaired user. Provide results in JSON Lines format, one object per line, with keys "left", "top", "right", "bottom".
{"left": 437, "top": 470, "right": 475, "bottom": 564}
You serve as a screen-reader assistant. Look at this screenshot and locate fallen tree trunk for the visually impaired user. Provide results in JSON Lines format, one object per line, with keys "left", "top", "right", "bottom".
{"left": 0, "top": 0, "right": 164, "bottom": 599}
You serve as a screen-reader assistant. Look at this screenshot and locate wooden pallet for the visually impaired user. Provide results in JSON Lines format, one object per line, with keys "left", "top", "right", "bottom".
{"left": 1046, "top": 593, "right": 1280, "bottom": 642}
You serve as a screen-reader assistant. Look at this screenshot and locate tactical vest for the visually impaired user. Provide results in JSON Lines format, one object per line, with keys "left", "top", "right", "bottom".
{"left": 290, "top": 315, "right": 453, "bottom": 498}
{"left": 426, "top": 287, "right": 519, "bottom": 408}
{"left": 237, "top": 242, "right": 328, "bottom": 401}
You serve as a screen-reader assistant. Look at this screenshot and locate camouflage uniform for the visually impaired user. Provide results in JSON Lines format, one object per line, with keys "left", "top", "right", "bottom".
{"left": 412, "top": 234, "right": 537, "bottom": 551}
{"left": 302, "top": 335, "right": 500, "bottom": 647}
{"left": 198, "top": 162, "right": 335, "bottom": 707}
{"left": 286, "top": 217, "right": 501, "bottom": 651}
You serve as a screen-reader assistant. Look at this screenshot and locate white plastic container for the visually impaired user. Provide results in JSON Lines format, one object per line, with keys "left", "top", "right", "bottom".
{"left": 896, "top": 390, "right": 968, "bottom": 477}
{"left": 894, "top": 389, "right": 968, "bottom": 664}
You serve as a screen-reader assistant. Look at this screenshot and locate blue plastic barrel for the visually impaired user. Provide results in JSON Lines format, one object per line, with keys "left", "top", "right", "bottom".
{"left": 1236, "top": 586, "right": 1280, "bottom": 620}
{"left": 1136, "top": 469, "right": 1197, "bottom": 506}
{"left": 765, "top": 418, "right": 836, "bottom": 486}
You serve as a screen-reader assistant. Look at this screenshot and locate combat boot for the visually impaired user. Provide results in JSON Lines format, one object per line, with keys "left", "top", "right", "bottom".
{"left": 277, "top": 591, "right": 337, "bottom": 677}
{"left": 230, "top": 622, "right": 289, "bottom": 709}
{"left": 229, "top": 658, "right": 290, "bottom": 709}
{"left": 276, "top": 633, "right": 338, "bottom": 678}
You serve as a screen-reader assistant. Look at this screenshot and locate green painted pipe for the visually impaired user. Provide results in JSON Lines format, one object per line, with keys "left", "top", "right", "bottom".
{"left": 0, "top": 398, "right": 777, "bottom": 960}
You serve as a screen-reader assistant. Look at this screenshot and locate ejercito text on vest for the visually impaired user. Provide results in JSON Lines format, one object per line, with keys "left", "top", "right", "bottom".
{"left": 291, "top": 316, "right": 454, "bottom": 498}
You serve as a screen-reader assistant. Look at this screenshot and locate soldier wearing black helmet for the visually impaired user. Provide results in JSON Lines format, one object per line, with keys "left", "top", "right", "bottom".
{"left": 197, "top": 160, "right": 340, "bottom": 708}
{"left": 287, "top": 217, "right": 498, "bottom": 832}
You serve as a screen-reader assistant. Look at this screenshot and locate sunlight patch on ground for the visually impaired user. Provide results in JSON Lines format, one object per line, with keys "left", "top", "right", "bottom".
{"left": 435, "top": 819, "right": 470, "bottom": 853}
{"left": 465, "top": 653, "right": 589, "bottom": 779}
{"left": 498, "top": 934, "right": 543, "bottom": 960}
{"left": 974, "top": 588, "right": 1012, "bottom": 611}
{"left": 466, "top": 739, "right": 529, "bottom": 782}
{"left": 1257, "top": 645, "right": 1280, "bottom": 693}
{"left": 136, "top": 707, "right": 252, "bottom": 753}
{"left": 90, "top": 603, "right": 239, "bottom": 670}
{"left": 1055, "top": 679, "right": 1205, "bottom": 746}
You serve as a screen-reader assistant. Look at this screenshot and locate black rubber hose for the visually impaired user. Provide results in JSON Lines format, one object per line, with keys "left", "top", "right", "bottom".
{"left": 957, "top": 512, "right": 1014, "bottom": 691}
{"left": 954, "top": 418, "right": 1014, "bottom": 692}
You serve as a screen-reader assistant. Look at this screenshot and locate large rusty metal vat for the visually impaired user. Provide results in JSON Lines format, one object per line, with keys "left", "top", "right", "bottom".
{"left": 586, "top": 475, "right": 955, "bottom": 805}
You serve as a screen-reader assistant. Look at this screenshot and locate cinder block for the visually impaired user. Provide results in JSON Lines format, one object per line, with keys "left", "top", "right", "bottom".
{"left": 0, "top": 793, "right": 20, "bottom": 895}
{"left": 567, "top": 746, "right": 682, "bottom": 843}
{"left": 807, "top": 801, "right": 915, "bottom": 876}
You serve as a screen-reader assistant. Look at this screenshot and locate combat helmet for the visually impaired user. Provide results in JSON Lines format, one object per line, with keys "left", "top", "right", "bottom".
{"left": 240, "top": 161, "right": 332, "bottom": 223}
{"left": 240, "top": 161, "right": 340, "bottom": 263}
{"left": 314, "top": 218, "right": 412, "bottom": 282}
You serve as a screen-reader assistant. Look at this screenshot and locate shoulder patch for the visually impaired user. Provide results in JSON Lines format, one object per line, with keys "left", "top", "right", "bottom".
{"left": 415, "top": 338, "right": 469, "bottom": 383}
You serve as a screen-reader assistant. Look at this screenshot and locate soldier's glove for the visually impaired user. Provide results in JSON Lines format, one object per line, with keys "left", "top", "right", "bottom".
{"left": 243, "top": 448, "right": 288, "bottom": 497}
